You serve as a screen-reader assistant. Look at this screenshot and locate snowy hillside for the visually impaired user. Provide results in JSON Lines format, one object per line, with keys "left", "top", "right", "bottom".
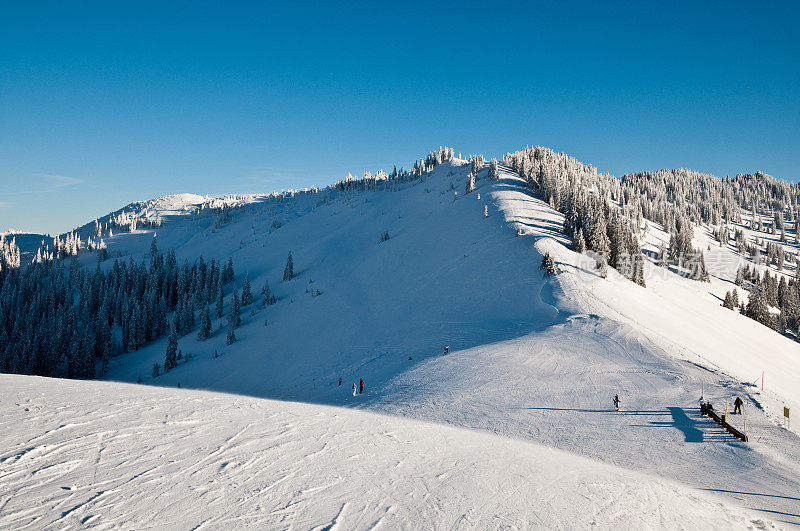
{"left": 2, "top": 151, "right": 800, "bottom": 526}
{"left": 100, "top": 159, "right": 556, "bottom": 402}
{"left": 0, "top": 375, "right": 781, "bottom": 529}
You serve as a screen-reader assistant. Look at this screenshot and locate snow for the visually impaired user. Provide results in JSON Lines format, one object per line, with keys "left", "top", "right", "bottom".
{"left": 0, "top": 375, "right": 781, "bottom": 529}
{"left": 5, "top": 159, "right": 800, "bottom": 526}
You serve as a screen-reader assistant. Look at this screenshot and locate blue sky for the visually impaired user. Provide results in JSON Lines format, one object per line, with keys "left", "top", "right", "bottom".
{"left": 2, "top": 1, "right": 799, "bottom": 234}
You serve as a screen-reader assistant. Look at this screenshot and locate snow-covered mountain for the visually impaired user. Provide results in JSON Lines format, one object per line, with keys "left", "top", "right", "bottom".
{"left": 2, "top": 151, "right": 799, "bottom": 527}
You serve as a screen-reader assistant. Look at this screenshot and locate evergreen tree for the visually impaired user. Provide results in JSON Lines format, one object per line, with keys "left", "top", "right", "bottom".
{"left": 241, "top": 273, "right": 253, "bottom": 306}
{"left": 633, "top": 254, "right": 646, "bottom": 287}
{"left": 723, "top": 291, "right": 734, "bottom": 309}
{"left": 215, "top": 279, "right": 224, "bottom": 318}
{"left": 222, "top": 258, "right": 235, "bottom": 284}
{"left": 540, "top": 252, "right": 558, "bottom": 276}
{"left": 229, "top": 287, "right": 241, "bottom": 328}
{"left": 149, "top": 237, "right": 159, "bottom": 264}
{"left": 735, "top": 266, "right": 745, "bottom": 287}
{"left": 164, "top": 327, "right": 178, "bottom": 371}
{"left": 465, "top": 172, "right": 476, "bottom": 194}
{"left": 574, "top": 228, "right": 586, "bottom": 254}
{"left": 226, "top": 323, "right": 237, "bottom": 345}
{"left": 746, "top": 287, "right": 773, "bottom": 329}
{"left": 197, "top": 305, "right": 212, "bottom": 341}
{"left": 283, "top": 251, "right": 294, "bottom": 281}
{"left": 488, "top": 158, "right": 500, "bottom": 180}
{"left": 698, "top": 252, "right": 710, "bottom": 282}
{"left": 181, "top": 296, "right": 195, "bottom": 334}
{"left": 261, "top": 279, "right": 275, "bottom": 307}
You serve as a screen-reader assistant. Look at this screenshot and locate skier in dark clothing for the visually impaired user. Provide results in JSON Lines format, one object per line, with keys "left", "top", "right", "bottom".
{"left": 338, "top": 377, "right": 342, "bottom": 387}
{"left": 613, "top": 394, "right": 620, "bottom": 411}
{"left": 359, "top": 378, "right": 364, "bottom": 394}
{"left": 733, "top": 396, "right": 743, "bottom": 414}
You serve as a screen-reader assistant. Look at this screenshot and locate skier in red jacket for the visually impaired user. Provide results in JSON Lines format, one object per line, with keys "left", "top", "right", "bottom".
{"left": 359, "top": 378, "right": 364, "bottom": 394}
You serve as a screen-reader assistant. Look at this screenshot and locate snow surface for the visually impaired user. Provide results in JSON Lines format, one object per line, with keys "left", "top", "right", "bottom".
{"left": 5, "top": 159, "right": 800, "bottom": 526}
{"left": 0, "top": 375, "right": 782, "bottom": 529}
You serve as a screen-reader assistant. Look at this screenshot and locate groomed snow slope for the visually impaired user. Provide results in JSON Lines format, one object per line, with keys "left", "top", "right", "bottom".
{"left": 362, "top": 167, "right": 800, "bottom": 523}
{"left": 0, "top": 375, "right": 780, "bottom": 530}
{"left": 37, "top": 159, "right": 800, "bottom": 524}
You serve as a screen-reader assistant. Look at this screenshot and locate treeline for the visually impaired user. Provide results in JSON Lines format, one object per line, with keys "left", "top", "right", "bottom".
{"left": 0, "top": 239, "right": 238, "bottom": 378}
{"left": 504, "top": 146, "right": 647, "bottom": 285}
{"left": 728, "top": 264, "right": 800, "bottom": 338}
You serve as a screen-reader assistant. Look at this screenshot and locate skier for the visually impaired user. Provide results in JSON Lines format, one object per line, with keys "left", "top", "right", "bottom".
{"left": 359, "top": 378, "right": 364, "bottom": 394}
{"left": 338, "top": 377, "right": 342, "bottom": 387}
{"left": 444, "top": 346, "right": 450, "bottom": 355}
{"left": 352, "top": 383, "right": 357, "bottom": 397}
{"left": 613, "top": 394, "right": 620, "bottom": 411}
{"left": 733, "top": 396, "right": 743, "bottom": 414}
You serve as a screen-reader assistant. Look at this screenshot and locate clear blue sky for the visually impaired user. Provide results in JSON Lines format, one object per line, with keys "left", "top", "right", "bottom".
{"left": 2, "top": 1, "right": 798, "bottom": 234}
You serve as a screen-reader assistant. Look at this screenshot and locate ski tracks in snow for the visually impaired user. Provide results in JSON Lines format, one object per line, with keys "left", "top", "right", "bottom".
{"left": 0, "top": 375, "right": 782, "bottom": 530}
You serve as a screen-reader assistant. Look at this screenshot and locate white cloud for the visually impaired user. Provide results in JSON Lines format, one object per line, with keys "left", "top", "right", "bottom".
{"left": 9, "top": 173, "right": 86, "bottom": 195}
{"left": 36, "top": 173, "right": 84, "bottom": 188}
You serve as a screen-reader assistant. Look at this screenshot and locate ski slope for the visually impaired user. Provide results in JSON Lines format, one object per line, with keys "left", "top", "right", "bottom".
{"left": 101, "top": 160, "right": 557, "bottom": 402}
{"left": 0, "top": 375, "right": 781, "bottom": 529}
{"left": 5, "top": 158, "right": 800, "bottom": 526}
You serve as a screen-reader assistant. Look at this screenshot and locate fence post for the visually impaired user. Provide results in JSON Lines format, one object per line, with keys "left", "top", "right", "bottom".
{"left": 742, "top": 403, "right": 748, "bottom": 442}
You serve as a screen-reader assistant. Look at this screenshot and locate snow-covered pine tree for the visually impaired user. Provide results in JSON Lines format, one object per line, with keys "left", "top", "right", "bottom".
{"left": 488, "top": 158, "right": 499, "bottom": 180}
{"left": 465, "top": 172, "right": 476, "bottom": 194}
{"left": 746, "top": 287, "right": 773, "bottom": 329}
{"left": 723, "top": 291, "right": 734, "bottom": 309}
{"left": 197, "top": 305, "right": 212, "bottom": 341}
{"left": 699, "top": 252, "right": 710, "bottom": 282}
{"left": 241, "top": 273, "right": 253, "bottom": 306}
{"left": 164, "top": 327, "right": 178, "bottom": 371}
{"left": 215, "top": 279, "right": 224, "bottom": 318}
{"left": 735, "top": 266, "right": 745, "bottom": 286}
{"left": 229, "top": 287, "right": 241, "bottom": 328}
{"left": 283, "top": 251, "right": 294, "bottom": 281}
{"left": 181, "top": 295, "right": 195, "bottom": 334}
{"left": 223, "top": 258, "right": 235, "bottom": 284}
{"left": 657, "top": 242, "right": 667, "bottom": 267}
{"left": 574, "top": 227, "right": 586, "bottom": 254}
{"left": 261, "top": 279, "right": 276, "bottom": 306}
{"left": 540, "top": 252, "right": 558, "bottom": 276}
{"left": 634, "top": 254, "right": 646, "bottom": 287}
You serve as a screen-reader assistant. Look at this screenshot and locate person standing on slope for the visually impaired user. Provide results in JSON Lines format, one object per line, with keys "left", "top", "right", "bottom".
{"left": 613, "top": 394, "right": 620, "bottom": 412}
{"left": 359, "top": 378, "right": 364, "bottom": 394}
{"left": 352, "top": 383, "right": 358, "bottom": 397}
{"left": 733, "top": 396, "right": 743, "bottom": 414}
